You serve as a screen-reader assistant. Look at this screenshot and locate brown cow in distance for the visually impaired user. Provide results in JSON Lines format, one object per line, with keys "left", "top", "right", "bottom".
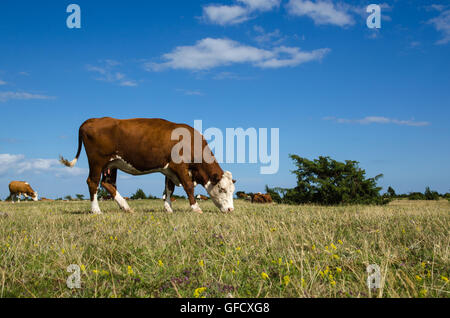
{"left": 60, "top": 117, "right": 236, "bottom": 214}
{"left": 251, "top": 193, "right": 273, "bottom": 204}
{"left": 9, "top": 181, "right": 38, "bottom": 203}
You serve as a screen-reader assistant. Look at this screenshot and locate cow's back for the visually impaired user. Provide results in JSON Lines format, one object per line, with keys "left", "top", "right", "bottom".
{"left": 80, "top": 118, "right": 209, "bottom": 171}
{"left": 9, "top": 181, "right": 31, "bottom": 194}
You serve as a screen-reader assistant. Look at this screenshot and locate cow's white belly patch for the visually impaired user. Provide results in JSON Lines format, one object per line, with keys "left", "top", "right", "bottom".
{"left": 107, "top": 157, "right": 182, "bottom": 186}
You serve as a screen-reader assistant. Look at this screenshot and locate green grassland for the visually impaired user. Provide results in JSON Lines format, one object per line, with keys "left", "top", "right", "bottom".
{"left": 0, "top": 199, "right": 448, "bottom": 298}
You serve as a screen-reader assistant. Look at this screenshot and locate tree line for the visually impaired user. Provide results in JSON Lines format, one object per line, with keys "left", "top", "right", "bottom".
{"left": 261, "top": 155, "right": 449, "bottom": 205}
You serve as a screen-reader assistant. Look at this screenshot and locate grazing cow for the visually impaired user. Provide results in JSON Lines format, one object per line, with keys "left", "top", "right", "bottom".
{"left": 60, "top": 117, "right": 236, "bottom": 214}
{"left": 9, "top": 181, "right": 38, "bottom": 203}
{"left": 40, "top": 197, "right": 54, "bottom": 202}
{"left": 196, "top": 194, "right": 209, "bottom": 201}
{"left": 251, "top": 193, "right": 273, "bottom": 204}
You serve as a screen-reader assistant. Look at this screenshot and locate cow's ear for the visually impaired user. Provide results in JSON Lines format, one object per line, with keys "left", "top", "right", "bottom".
{"left": 232, "top": 179, "right": 236, "bottom": 184}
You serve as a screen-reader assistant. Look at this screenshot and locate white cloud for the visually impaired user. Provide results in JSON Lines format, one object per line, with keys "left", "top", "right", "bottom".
{"left": 119, "top": 80, "right": 138, "bottom": 87}
{"left": 202, "top": 0, "right": 281, "bottom": 25}
{"left": 324, "top": 116, "right": 430, "bottom": 127}
{"left": 176, "top": 89, "right": 204, "bottom": 96}
{"left": 428, "top": 9, "right": 450, "bottom": 45}
{"left": 254, "top": 26, "right": 285, "bottom": 44}
{"left": 286, "top": 0, "right": 354, "bottom": 27}
{"left": 86, "top": 60, "right": 139, "bottom": 87}
{"left": 203, "top": 5, "right": 250, "bottom": 25}
{"left": 0, "top": 154, "right": 87, "bottom": 177}
{"left": 0, "top": 91, "right": 55, "bottom": 103}
{"left": 237, "top": 0, "right": 281, "bottom": 11}
{"left": 146, "top": 38, "right": 330, "bottom": 71}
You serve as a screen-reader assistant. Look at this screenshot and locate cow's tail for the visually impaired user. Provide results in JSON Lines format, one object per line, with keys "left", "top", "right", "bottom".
{"left": 59, "top": 129, "right": 83, "bottom": 168}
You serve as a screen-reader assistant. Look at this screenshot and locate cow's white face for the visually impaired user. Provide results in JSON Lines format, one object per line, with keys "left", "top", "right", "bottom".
{"left": 32, "top": 192, "right": 38, "bottom": 202}
{"left": 206, "top": 171, "right": 235, "bottom": 213}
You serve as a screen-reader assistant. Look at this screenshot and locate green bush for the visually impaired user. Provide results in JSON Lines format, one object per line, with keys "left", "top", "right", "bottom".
{"left": 267, "top": 155, "right": 389, "bottom": 205}
{"left": 131, "top": 189, "right": 147, "bottom": 200}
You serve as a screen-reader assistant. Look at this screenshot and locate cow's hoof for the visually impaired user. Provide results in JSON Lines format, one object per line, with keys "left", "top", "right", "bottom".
{"left": 193, "top": 209, "right": 203, "bottom": 214}
{"left": 164, "top": 202, "right": 173, "bottom": 213}
{"left": 91, "top": 210, "right": 103, "bottom": 215}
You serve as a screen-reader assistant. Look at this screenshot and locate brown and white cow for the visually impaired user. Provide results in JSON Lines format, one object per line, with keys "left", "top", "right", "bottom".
{"left": 60, "top": 117, "right": 236, "bottom": 214}
{"left": 9, "top": 181, "right": 38, "bottom": 203}
{"left": 196, "top": 194, "right": 209, "bottom": 201}
{"left": 251, "top": 193, "right": 273, "bottom": 204}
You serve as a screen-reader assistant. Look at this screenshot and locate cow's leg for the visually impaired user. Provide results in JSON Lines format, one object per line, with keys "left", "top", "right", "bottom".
{"left": 101, "top": 169, "right": 132, "bottom": 213}
{"left": 163, "top": 177, "right": 175, "bottom": 213}
{"left": 87, "top": 170, "right": 102, "bottom": 214}
{"left": 174, "top": 167, "right": 202, "bottom": 214}
{"left": 17, "top": 193, "right": 21, "bottom": 203}
{"left": 11, "top": 193, "right": 15, "bottom": 204}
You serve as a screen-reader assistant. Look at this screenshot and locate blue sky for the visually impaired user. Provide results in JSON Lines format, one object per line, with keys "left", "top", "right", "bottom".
{"left": 0, "top": 0, "right": 449, "bottom": 199}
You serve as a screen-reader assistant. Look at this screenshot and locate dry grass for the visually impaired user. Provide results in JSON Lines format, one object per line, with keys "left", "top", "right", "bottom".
{"left": 0, "top": 199, "right": 448, "bottom": 298}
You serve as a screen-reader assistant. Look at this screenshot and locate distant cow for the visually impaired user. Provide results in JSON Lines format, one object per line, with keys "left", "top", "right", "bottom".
{"left": 236, "top": 192, "right": 249, "bottom": 200}
{"left": 60, "top": 117, "right": 235, "bottom": 214}
{"left": 40, "top": 197, "right": 54, "bottom": 202}
{"left": 251, "top": 193, "right": 273, "bottom": 204}
{"left": 9, "top": 181, "right": 38, "bottom": 203}
{"left": 196, "top": 194, "right": 209, "bottom": 201}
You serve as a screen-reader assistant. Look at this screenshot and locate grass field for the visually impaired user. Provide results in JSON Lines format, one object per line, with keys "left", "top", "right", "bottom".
{"left": 0, "top": 198, "right": 448, "bottom": 298}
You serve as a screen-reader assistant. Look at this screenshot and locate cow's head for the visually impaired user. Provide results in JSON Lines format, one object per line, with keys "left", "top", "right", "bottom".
{"left": 206, "top": 171, "right": 236, "bottom": 213}
{"left": 32, "top": 192, "right": 38, "bottom": 202}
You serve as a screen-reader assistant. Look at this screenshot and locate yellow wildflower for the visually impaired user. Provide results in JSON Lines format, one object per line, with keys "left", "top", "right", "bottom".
{"left": 261, "top": 272, "right": 269, "bottom": 280}
{"left": 80, "top": 264, "right": 86, "bottom": 272}
{"left": 158, "top": 260, "right": 164, "bottom": 267}
{"left": 333, "top": 254, "right": 339, "bottom": 260}
{"left": 283, "top": 275, "right": 290, "bottom": 286}
{"left": 419, "top": 289, "right": 427, "bottom": 297}
{"left": 61, "top": 249, "right": 65, "bottom": 254}
{"left": 93, "top": 269, "right": 99, "bottom": 274}
{"left": 338, "top": 240, "right": 343, "bottom": 245}
{"left": 127, "top": 266, "right": 133, "bottom": 275}
{"left": 441, "top": 276, "right": 449, "bottom": 282}
{"left": 336, "top": 267, "right": 342, "bottom": 274}
{"left": 331, "top": 243, "right": 337, "bottom": 250}
{"left": 236, "top": 246, "right": 241, "bottom": 251}
{"left": 312, "top": 244, "right": 316, "bottom": 251}
{"left": 415, "top": 275, "right": 422, "bottom": 282}
{"left": 278, "top": 258, "right": 282, "bottom": 265}
{"left": 194, "top": 287, "right": 207, "bottom": 298}
{"left": 199, "top": 260, "right": 204, "bottom": 267}
{"left": 301, "top": 278, "right": 306, "bottom": 287}
{"left": 330, "top": 280, "right": 336, "bottom": 286}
